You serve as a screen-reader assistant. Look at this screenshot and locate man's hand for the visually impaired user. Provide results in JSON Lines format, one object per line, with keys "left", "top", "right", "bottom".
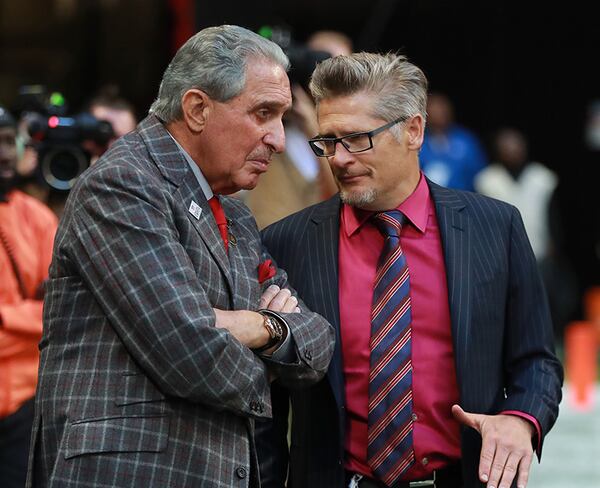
{"left": 259, "top": 285, "right": 300, "bottom": 313}
{"left": 452, "top": 405, "right": 534, "bottom": 488}
{"left": 212, "top": 286, "right": 299, "bottom": 349}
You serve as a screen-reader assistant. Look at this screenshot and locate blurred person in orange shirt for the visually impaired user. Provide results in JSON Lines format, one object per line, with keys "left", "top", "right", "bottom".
{"left": 0, "top": 105, "right": 57, "bottom": 487}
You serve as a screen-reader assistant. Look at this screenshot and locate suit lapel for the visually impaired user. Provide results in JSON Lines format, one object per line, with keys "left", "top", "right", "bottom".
{"left": 178, "top": 172, "right": 234, "bottom": 292}
{"left": 138, "top": 115, "right": 235, "bottom": 297}
{"left": 307, "top": 196, "right": 345, "bottom": 409}
{"left": 428, "top": 181, "right": 471, "bottom": 393}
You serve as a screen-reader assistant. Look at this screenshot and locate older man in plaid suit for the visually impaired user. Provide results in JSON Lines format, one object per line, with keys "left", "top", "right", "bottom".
{"left": 26, "top": 25, "right": 334, "bottom": 487}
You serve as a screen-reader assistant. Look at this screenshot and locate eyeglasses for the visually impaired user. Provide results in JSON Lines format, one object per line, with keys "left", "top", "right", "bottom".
{"left": 308, "top": 115, "right": 409, "bottom": 157}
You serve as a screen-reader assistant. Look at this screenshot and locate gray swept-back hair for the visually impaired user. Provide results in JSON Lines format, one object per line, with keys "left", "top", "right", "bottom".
{"left": 149, "top": 25, "right": 289, "bottom": 123}
{"left": 309, "top": 52, "right": 428, "bottom": 128}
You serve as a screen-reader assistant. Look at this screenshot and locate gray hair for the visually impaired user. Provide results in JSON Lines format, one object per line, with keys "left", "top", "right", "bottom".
{"left": 150, "top": 25, "right": 290, "bottom": 122}
{"left": 309, "top": 52, "right": 428, "bottom": 130}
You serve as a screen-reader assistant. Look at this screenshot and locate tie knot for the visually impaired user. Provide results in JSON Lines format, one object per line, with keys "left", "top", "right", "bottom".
{"left": 208, "top": 196, "right": 227, "bottom": 226}
{"left": 372, "top": 210, "right": 405, "bottom": 238}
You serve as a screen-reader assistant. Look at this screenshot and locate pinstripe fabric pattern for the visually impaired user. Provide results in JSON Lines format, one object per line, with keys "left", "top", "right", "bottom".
{"left": 256, "top": 180, "right": 562, "bottom": 488}
{"left": 26, "top": 115, "right": 335, "bottom": 488}
{"left": 367, "top": 211, "right": 415, "bottom": 485}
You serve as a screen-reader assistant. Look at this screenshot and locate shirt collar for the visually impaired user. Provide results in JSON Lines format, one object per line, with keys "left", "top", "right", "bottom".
{"left": 167, "top": 131, "right": 213, "bottom": 201}
{"left": 342, "top": 171, "right": 430, "bottom": 237}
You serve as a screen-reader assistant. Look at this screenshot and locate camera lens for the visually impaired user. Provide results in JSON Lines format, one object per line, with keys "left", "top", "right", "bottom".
{"left": 41, "top": 146, "right": 88, "bottom": 191}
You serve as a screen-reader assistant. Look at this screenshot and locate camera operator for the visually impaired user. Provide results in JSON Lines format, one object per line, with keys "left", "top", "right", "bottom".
{"left": 87, "top": 87, "right": 137, "bottom": 147}
{"left": 0, "top": 105, "right": 58, "bottom": 488}
{"left": 12, "top": 87, "right": 115, "bottom": 217}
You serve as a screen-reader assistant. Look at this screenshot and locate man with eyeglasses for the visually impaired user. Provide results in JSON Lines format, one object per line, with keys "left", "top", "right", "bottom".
{"left": 256, "top": 53, "right": 562, "bottom": 488}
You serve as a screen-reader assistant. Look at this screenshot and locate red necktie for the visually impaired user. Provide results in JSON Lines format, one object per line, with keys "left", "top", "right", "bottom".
{"left": 208, "top": 196, "right": 228, "bottom": 252}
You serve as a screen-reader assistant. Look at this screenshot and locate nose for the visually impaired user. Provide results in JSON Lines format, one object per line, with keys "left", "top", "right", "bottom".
{"left": 329, "top": 141, "right": 355, "bottom": 168}
{"left": 263, "top": 119, "right": 286, "bottom": 154}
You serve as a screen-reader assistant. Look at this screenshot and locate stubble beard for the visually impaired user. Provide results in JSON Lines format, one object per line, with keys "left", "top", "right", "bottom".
{"left": 339, "top": 186, "right": 378, "bottom": 208}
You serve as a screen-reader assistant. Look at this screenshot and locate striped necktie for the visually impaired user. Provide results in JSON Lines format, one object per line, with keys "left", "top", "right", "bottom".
{"left": 367, "top": 210, "right": 415, "bottom": 486}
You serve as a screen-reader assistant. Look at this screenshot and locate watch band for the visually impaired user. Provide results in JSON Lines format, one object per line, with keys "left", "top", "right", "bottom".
{"left": 253, "top": 310, "right": 284, "bottom": 353}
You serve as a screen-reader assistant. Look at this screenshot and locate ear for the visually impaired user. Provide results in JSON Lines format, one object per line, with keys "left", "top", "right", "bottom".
{"left": 181, "top": 89, "right": 211, "bottom": 133}
{"left": 405, "top": 114, "right": 425, "bottom": 150}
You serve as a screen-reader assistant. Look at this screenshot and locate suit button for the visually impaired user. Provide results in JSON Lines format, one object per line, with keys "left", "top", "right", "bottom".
{"left": 304, "top": 349, "right": 312, "bottom": 361}
{"left": 250, "top": 401, "right": 257, "bottom": 411}
{"left": 257, "top": 402, "right": 264, "bottom": 413}
{"left": 235, "top": 466, "right": 247, "bottom": 479}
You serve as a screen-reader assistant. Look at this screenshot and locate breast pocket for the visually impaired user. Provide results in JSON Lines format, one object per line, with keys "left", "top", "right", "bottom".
{"left": 63, "top": 414, "right": 170, "bottom": 459}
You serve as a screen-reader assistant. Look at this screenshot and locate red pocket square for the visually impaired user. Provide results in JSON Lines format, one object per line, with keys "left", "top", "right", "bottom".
{"left": 258, "top": 259, "right": 277, "bottom": 284}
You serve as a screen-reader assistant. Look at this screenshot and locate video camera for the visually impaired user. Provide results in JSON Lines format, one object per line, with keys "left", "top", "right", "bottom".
{"left": 258, "top": 25, "right": 331, "bottom": 87}
{"left": 16, "top": 85, "right": 114, "bottom": 191}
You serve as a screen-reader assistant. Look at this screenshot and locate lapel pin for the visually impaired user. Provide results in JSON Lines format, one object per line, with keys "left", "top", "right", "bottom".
{"left": 189, "top": 200, "right": 202, "bottom": 220}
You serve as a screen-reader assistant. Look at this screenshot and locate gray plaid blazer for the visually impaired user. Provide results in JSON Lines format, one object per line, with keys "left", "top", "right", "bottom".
{"left": 27, "top": 115, "right": 334, "bottom": 488}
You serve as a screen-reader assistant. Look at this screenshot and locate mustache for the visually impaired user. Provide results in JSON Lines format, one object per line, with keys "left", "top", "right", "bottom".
{"left": 334, "top": 168, "right": 372, "bottom": 179}
{"left": 247, "top": 150, "right": 274, "bottom": 162}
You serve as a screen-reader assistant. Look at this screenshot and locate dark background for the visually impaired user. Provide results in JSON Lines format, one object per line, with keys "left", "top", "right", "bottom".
{"left": 1, "top": 0, "right": 598, "bottom": 308}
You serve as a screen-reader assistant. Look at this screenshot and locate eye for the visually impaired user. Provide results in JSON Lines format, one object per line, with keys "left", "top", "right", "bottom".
{"left": 257, "top": 108, "right": 271, "bottom": 119}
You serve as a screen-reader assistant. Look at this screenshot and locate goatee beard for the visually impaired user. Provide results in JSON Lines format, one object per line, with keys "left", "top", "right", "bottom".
{"left": 339, "top": 187, "right": 377, "bottom": 208}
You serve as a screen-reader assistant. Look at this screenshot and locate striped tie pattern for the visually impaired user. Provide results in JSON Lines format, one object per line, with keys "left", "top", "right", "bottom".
{"left": 367, "top": 210, "right": 415, "bottom": 486}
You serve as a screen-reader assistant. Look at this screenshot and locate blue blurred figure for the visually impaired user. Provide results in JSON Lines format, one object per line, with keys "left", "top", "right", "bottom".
{"left": 420, "top": 92, "right": 487, "bottom": 191}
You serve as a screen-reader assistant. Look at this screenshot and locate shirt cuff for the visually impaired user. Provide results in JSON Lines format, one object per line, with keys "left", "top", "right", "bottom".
{"left": 501, "top": 410, "right": 542, "bottom": 455}
{"left": 258, "top": 310, "right": 296, "bottom": 363}
{"left": 269, "top": 322, "right": 295, "bottom": 361}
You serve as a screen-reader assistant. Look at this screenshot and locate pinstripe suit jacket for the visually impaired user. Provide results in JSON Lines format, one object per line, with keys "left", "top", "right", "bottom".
{"left": 26, "top": 115, "right": 334, "bottom": 488}
{"left": 256, "top": 180, "right": 563, "bottom": 488}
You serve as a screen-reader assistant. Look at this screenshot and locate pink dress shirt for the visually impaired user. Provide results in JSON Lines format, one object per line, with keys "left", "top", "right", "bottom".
{"left": 338, "top": 174, "right": 539, "bottom": 480}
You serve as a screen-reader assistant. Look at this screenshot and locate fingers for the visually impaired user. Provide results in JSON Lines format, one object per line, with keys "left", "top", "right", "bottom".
{"left": 280, "top": 294, "right": 299, "bottom": 313}
{"left": 478, "top": 430, "right": 496, "bottom": 484}
{"left": 484, "top": 442, "right": 509, "bottom": 488}
{"left": 259, "top": 285, "right": 281, "bottom": 309}
{"left": 259, "top": 286, "right": 300, "bottom": 313}
{"left": 495, "top": 452, "right": 521, "bottom": 488}
{"left": 488, "top": 449, "right": 532, "bottom": 488}
{"left": 476, "top": 415, "right": 534, "bottom": 488}
{"left": 515, "top": 449, "right": 533, "bottom": 488}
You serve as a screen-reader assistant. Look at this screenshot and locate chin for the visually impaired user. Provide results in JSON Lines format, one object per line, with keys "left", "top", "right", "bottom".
{"left": 237, "top": 176, "right": 261, "bottom": 191}
{"left": 339, "top": 187, "right": 378, "bottom": 208}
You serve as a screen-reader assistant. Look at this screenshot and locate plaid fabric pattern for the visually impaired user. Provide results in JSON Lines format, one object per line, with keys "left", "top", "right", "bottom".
{"left": 26, "top": 115, "right": 334, "bottom": 488}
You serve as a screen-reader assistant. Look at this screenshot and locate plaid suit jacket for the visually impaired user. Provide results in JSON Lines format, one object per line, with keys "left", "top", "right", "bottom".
{"left": 27, "top": 116, "right": 334, "bottom": 488}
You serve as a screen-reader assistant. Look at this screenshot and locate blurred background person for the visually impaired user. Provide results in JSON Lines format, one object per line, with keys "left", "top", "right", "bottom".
{"left": 475, "top": 127, "right": 577, "bottom": 340}
{"left": 244, "top": 29, "right": 352, "bottom": 228}
{"left": 87, "top": 84, "right": 138, "bottom": 149}
{"left": 420, "top": 92, "right": 487, "bottom": 192}
{"left": 307, "top": 29, "right": 354, "bottom": 57}
{"left": 475, "top": 127, "right": 557, "bottom": 261}
{"left": 0, "top": 105, "right": 57, "bottom": 488}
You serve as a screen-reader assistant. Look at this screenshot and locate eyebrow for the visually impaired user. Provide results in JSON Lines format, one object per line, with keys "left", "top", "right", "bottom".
{"left": 314, "top": 129, "right": 366, "bottom": 139}
{"left": 253, "top": 100, "right": 292, "bottom": 113}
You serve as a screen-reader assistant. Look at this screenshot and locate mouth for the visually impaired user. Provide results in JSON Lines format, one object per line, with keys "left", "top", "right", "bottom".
{"left": 337, "top": 172, "right": 368, "bottom": 184}
{"left": 248, "top": 158, "right": 271, "bottom": 173}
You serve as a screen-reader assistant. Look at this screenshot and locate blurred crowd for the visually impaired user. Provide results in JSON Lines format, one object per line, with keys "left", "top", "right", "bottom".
{"left": 0, "top": 28, "right": 598, "bottom": 488}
